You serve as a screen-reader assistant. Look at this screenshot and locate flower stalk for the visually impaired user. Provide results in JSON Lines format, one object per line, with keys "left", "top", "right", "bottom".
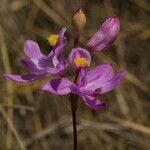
{"left": 70, "top": 70, "right": 79, "bottom": 150}
{"left": 70, "top": 92, "right": 77, "bottom": 150}
{"left": 71, "top": 26, "right": 80, "bottom": 149}
{"left": 71, "top": 8, "right": 85, "bottom": 147}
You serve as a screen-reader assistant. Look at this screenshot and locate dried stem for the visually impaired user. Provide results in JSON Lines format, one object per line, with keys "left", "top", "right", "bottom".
{"left": 0, "top": 25, "right": 14, "bottom": 149}
{"left": 0, "top": 105, "right": 25, "bottom": 150}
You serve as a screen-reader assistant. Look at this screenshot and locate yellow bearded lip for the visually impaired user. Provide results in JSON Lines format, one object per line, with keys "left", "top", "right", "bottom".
{"left": 74, "top": 57, "right": 89, "bottom": 68}
{"left": 47, "top": 34, "right": 59, "bottom": 46}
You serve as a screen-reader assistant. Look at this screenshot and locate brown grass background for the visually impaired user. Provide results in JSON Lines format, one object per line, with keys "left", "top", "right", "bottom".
{"left": 0, "top": 0, "right": 150, "bottom": 149}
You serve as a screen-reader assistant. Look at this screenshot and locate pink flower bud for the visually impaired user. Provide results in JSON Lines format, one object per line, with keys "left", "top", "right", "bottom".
{"left": 72, "top": 8, "right": 86, "bottom": 32}
{"left": 87, "top": 16, "right": 120, "bottom": 52}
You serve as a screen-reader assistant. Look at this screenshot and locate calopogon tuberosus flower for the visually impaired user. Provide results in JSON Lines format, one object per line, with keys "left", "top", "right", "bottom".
{"left": 87, "top": 16, "right": 120, "bottom": 52}
{"left": 4, "top": 27, "right": 68, "bottom": 82}
{"left": 42, "top": 48, "right": 126, "bottom": 109}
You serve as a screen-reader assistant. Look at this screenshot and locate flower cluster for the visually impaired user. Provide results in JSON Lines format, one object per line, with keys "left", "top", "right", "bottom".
{"left": 5, "top": 16, "right": 125, "bottom": 109}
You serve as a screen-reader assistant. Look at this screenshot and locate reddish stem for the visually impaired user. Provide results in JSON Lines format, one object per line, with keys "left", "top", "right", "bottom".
{"left": 70, "top": 71, "right": 79, "bottom": 150}
{"left": 70, "top": 94, "right": 77, "bottom": 150}
{"left": 70, "top": 33, "right": 80, "bottom": 149}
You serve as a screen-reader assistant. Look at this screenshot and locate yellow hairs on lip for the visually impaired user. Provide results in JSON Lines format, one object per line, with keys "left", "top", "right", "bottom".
{"left": 47, "top": 34, "right": 59, "bottom": 46}
{"left": 74, "top": 57, "right": 89, "bottom": 68}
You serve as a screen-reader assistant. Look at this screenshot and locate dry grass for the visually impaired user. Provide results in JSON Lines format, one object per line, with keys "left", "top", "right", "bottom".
{"left": 0, "top": 0, "right": 150, "bottom": 149}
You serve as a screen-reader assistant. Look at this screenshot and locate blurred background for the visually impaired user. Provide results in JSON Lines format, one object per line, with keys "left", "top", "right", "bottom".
{"left": 0, "top": 0, "right": 150, "bottom": 149}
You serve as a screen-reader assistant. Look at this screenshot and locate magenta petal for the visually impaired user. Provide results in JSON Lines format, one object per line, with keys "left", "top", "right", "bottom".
{"left": 24, "top": 40, "right": 43, "bottom": 58}
{"left": 51, "top": 27, "right": 67, "bottom": 57}
{"left": 83, "top": 96, "right": 106, "bottom": 110}
{"left": 54, "top": 40, "right": 66, "bottom": 57}
{"left": 80, "top": 66, "right": 125, "bottom": 96}
{"left": 87, "top": 16, "right": 120, "bottom": 52}
{"left": 53, "top": 27, "right": 67, "bottom": 56}
{"left": 45, "top": 59, "right": 68, "bottom": 75}
{"left": 42, "top": 78, "right": 73, "bottom": 95}
{"left": 80, "top": 88, "right": 100, "bottom": 97}
{"left": 21, "top": 57, "right": 67, "bottom": 75}
{"left": 38, "top": 55, "right": 54, "bottom": 68}
{"left": 58, "top": 27, "right": 67, "bottom": 41}
{"left": 77, "top": 68, "right": 88, "bottom": 87}
{"left": 101, "top": 70, "right": 126, "bottom": 94}
{"left": 70, "top": 84, "right": 83, "bottom": 97}
{"left": 84, "top": 64, "right": 114, "bottom": 86}
{"left": 4, "top": 73, "right": 45, "bottom": 83}
{"left": 20, "top": 58, "right": 46, "bottom": 73}
{"left": 55, "top": 60, "right": 68, "bottom": 73}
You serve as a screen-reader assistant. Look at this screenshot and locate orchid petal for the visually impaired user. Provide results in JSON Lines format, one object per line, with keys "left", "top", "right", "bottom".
{"left": 50, "top": 27, "right": 67, "bottom": 57}
{"left": 42, "top": 78, "right": 73, "bottom": 95}
{"left": 84, "top": 64, "right": 114, "bottom": 87}
{"left": 4, "top": 73, "right": 45, "bottom": 83}
{"left": 58, "top": 27, "right": 67, "bottom": 41}
{"left": 77, "top": 68, "right": 88, "bottom": 87}
{"left": 87, "top": 16, "right": 120, "bottom": 52}
{"left": 38, "top": 56, "right": 54, "bottom": 68}
{"left": 101, "top": 70, "right": 126, "bottom": 94}
{"left": 21, "top": 55, "right": 67, "bottom": 75}
{"left": 55, "top": 59, "right": 68, "bottom": 73}
{"left": 47, "top": 59, "right": 68, "bottom": 74}
{"left": 24, "top": 40, "right": 43, "bottom": 58}
{"left": 54, "top": 39, "right": 66, "bottom": 57}
{"left": 80, "top": 88, "right": 100, "bottom": 97}
{"left": 83, "top": 95, "right": 106, "bottom": 110}
{"left": 20, "top": 58, "right": 47, "bottom": 73}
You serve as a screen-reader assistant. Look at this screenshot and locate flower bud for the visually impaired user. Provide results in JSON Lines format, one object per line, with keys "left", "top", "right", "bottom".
{"left": 87, "top": 16, "right": 120, "bottom": 52}
{"left": 72, "top": 8, "right": 86, "bottom": 32}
